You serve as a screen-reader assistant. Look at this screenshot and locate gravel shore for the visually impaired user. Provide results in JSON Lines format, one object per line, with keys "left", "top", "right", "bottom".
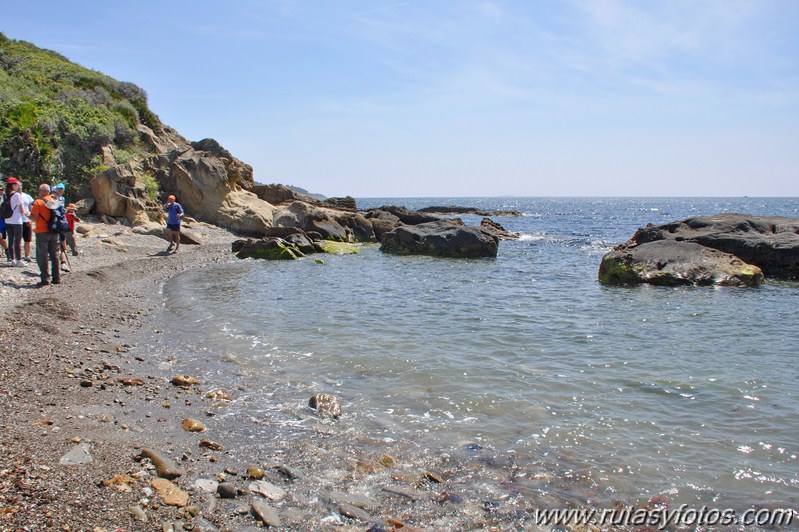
{"left": 0, "top": 220, "right": 554, "bottom": 531}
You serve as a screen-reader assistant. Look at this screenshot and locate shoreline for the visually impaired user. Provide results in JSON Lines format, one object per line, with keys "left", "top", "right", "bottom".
{"left": 1, "top": 221, "right": 535, "bottom": 531}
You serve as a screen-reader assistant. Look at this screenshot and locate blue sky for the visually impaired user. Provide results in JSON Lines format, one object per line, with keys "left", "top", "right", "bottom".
{"left": 3, "top": 1, "right": 798, "bottom": 197}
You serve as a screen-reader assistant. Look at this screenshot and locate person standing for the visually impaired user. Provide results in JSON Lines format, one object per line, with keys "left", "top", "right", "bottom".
{"left": 3, "top": 177, "right": 28, "bottom": 266}
{"left": 164, "top": 194, "right": 183, "bottom": 253}
{"left": 64, "top": 203, "right": 81, "bottom": 256}
{"left": 29, "top": 184, "right": 60, "bottom": 286}
{"left": 19, "top": 181, "right": 34, "bottom": 262}
{"left": 52, "top": 183, "right": 69, "bottom": 270}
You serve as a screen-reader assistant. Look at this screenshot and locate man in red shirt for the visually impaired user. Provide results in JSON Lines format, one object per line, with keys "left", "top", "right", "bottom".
{"left": 29, "top": 183, "right": 60, "bottom": 286}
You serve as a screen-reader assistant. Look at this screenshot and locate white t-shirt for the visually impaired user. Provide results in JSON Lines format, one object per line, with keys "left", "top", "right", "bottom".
{"left": 20, "top": 192, "right": 33, "bottom": 223}
{"left": 5, "top": 192, "right": 24, "bottom": 224}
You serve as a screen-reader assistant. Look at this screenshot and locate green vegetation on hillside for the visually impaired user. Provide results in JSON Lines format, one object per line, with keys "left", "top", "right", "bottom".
{"left": 0, "top": 32, "right": 160, "bottom": 192}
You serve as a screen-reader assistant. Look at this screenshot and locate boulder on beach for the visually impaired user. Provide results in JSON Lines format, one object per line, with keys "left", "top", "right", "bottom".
{"left": 380, "top": 220, "right": 499, "bottom": 258}
{"left": 599, "top": 214, "right": 799, "bottom": 286}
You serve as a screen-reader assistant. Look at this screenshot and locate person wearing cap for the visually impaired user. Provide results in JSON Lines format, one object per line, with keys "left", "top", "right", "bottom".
{"left": 19, "top": 180, "right": 35, "bottom": 262}
{"left": 3, "top": 177, "right": 29, "bottom": 267}
{"left": 29, "top": 183, "right": 60, "bottom": 286}
{"left": 164, "top": 194, "right": 184, "bottom": 253}
{"left": 64, "top": 203, "right": 81, "bottom": 256}
{"left": 52, "top": 182, "right": 69, "bottom": 270}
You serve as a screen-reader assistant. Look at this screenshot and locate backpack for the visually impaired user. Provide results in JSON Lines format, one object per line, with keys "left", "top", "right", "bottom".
{"left": 48, "top": 203, "right": 70, "bottom": 233}
{"left": 0, "top": 194, "right": 14, "bottom": 219}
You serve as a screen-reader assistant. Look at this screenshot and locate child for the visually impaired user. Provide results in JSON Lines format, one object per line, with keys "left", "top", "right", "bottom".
{"left": 65, "top": 203, "right": 80, "bottom": 256}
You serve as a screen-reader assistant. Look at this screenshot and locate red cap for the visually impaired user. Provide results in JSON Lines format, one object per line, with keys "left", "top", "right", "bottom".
{"left": 6, "top": 177, "right": 20, "bottom": 185}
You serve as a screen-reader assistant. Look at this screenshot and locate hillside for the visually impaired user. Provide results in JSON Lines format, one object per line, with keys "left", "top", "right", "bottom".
{"left": 0, "top": 32, "right": 165, "bottom": 196}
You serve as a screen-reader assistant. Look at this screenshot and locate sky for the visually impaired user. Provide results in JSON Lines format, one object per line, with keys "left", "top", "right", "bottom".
{"left": 2, "top": 1, "right": 798, "bottom": 197}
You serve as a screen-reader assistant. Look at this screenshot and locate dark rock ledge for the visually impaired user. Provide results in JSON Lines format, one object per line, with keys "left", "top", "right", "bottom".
{"left": 598, "top": 214, "right": 799, "bottom": 287}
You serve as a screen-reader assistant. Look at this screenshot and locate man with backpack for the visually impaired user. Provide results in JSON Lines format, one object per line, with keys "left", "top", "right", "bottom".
{"left": 29, "top": 183, "right": 61, "bottom": 286}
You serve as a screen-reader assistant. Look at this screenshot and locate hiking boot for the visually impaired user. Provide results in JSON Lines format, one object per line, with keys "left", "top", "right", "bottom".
{"left": 22, "top": 256, "right": 31, "bottom": 262}
{"left": 61, "top": 264, "right": 70, "bottom": 272}
{"left": 52, "top": 278, "right": 61, "bottom": 284}
{"left": 37, "top": 280, "right": 50, "bottom": 287}
{"left": 166, "top": 243, "right": 175, "bottom": 253}
{"left": 72, "top": 250, "right": 79, "bottom": 256}
{"left": 173, "top": 245, "right": 180, "bottom": 253}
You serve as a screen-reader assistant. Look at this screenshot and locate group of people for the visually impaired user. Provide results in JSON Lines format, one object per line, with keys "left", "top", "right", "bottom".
{"left": 2, "top": 176, "right": 186, "bottom": 287}
{"left": 1, "top": 178, "right": 80, "bottom": 286}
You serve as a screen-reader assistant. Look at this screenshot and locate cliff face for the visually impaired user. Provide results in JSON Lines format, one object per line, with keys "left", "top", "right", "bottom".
{"left": 0, "top": 32, "right": 272, "bottom": 233}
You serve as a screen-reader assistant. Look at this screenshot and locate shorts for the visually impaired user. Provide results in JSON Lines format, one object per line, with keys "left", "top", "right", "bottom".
{"left": 167, "top": 223, "right": 181, "bottom": 232}
{"left": 22, "top": 222, "right": 32, "bottom": 242}
{"left": 0, "top": 218, "right": 5, "bottom": 239}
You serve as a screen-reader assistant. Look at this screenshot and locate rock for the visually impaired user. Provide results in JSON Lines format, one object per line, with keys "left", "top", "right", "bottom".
{"left": 380, "top": 220, "right": 499, "bottom": 258}
{"left": 140, "top": 448, "right": 185, "bottom": 479}
{"left": 102, "top": 474, "right": 138, "bottom": 492}
{"left": 251, "top": 500, "right": 282, "bottom": 527}
{"left": 378, "top": 454, "right": 398, "bottom": 468}
{"left": 598, "top": 240, "right": 765, "bottom": 287}
{"left": 271, "top": 465, "right": 300, "bottom": 480}
{"left": 59, "top": 443, "right": 93, "bottom": 466}
{"left": 308, "top": 393, "right": 341, "bottom": 419}
{"left": 418, "top": 205, "right": 522, "bottom": 216}
{"left": 181, "top": 418, "right": 206, "bottom": 432}
{"left": 328, "top": 491, "right": 376, "bottom": 509}
{"left": 614, "top": 214, "right": 799, "bottom": 280}
{"left": 338, "top": 503, "right": 373, "bottom": 522}
{"left": 171, "top": 374, "right": 199, "bottom": 387}
{"left": 205, "top": 388, "right": 234, "bottom": 401}
{"left": 315, "top": 241, "right": 360, "bottom": 255}
{"left": 232, "top": 237, "right": 304, "bottom": 260}
{"left": 193, "top": 479, "right": 219, "bottom": 493}
{"left": 251, "top": 183, "right": 320, "bottom": 205}
{"left": 118, "top": 378, "right": 144, "bottom": 386}
{"left": 424, "top": 470, "right": 445, "bottom": 483}
{"left": 216, "top": 483, "right": 237, "bottom": 499}
{"left": 246, "top": 465, "right": 265, "bottom": 480}
{"left": 382, "top": 485, "right": 421, "bottom": 501}
{"left": 248, "top": 480, "right": 286, "bottom": 501}
{"left": 322, "top": 196, "right": 357, "bottom": 211}
{"left": 366, "top": 206, "right": 441, "bottom": 225}
{"left": 151, "top": 478, "right": 189, "bottom": 507}
{"left": 273, "top": 201, "right": 354, "bottom": 242}
{"left": 130, "top": 505, "right": 148, "bottom": 522}
{"left": 199, "top": 439, "right": 224, "bottom": 451}
{"left": 80, "top": 379, "right": 93, "bottom": 388}
{"left": 75, "top": 198, "right": 94, "bottom": 217}
{"left": 480, "top": 217, "right": 519, "bottom": 240}
{"left": 148, "top": 144, "right": 274, "bottom": 236}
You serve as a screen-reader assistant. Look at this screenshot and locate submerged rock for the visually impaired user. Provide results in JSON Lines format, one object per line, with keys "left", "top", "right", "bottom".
{"left": 308, "top": 393, "right": 341, "bottom": 419}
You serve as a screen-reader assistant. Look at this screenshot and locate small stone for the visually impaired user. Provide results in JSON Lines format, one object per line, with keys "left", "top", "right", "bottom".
{"left": 308, "top": 393, "right": 341, "bottom": 419}
{"left": 70, "top": 437, "right": 81, "bottom": 444}
{"left": 217, "top": 483, "right": 237, "bottom": 499}
{"left": 246, "top": 465, "right": 264, "bottom": 480}
{"left": 140, "top": 449, "right": 185, "bottom": 479}
{"left": 251, "top": 500, "right": 282, "bottom": 527}
{"left": 378, "top": 454, "right": 398, "bottom": 468}
{"left": 199, "top": 439, "right": 224, "bottom": 451}
{"left": 80, "top": 380, "right": 93, "bottom": 388}
{"left": 182, "top": 505, "right": 201, "bottom": 518}
{"left": 129, "top": 506, "right": 148, "bottom": 521}
{"left": 151, "top": 478, "right": 189, "bottom": 507}
{"left": 59, "top": 443, "right": 93, "bottom": 466}
{"left": 355, "top": 459, "right": 382, "bottom": 474}
{"left": 205, "top": 388, "right": 233, "bottom": 401}
{"left": 180, "top": 418, "right": 206, "bottom": 432}
{"left": 328, "top": 491, "right": 376, "bottom": 509}
{"left": 248, "top": 480, "right": 286, "bottom": 501}
{"left": 119, "top": 378, "right": 144, "bottom": 386}
{"left": 193, "top": 479, "right": 219, "bottom": 493}
{"left": 272, "top": 465, "right": 300, "bottom": 480}
{"left": 424, "top": 470, "right": 445, "bottom": 483}
{"left": 171, "top": 375, "right": 199, "bottom": 387}
{"left": 338, "top": 503, "right": 372, "bottom": 522}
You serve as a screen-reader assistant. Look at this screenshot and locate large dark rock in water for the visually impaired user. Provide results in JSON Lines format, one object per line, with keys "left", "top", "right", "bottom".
{"left": 598, "top": 240, "right": 764, "bottom": 287}
{"left": 380, "top": 220, "right": 499, "bottom": 258}
{"left": 599, "top": 214, "right": 799, "bottom": 286}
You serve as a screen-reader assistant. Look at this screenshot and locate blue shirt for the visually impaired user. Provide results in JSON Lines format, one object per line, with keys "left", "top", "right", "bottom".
{"left": 166, "top": 202, "right": 184, "bottom": 225}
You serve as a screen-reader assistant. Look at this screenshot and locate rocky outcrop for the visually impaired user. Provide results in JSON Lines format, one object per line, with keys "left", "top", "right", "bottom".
{"left": 598, "top": 240, "right": 764, "bottom": 287}
{"left": 89, "top": 163, "right": 151, "bottom": 224}
{"left": 251, "top": 183, "right": 318, "bottom": 205}
{"left": 147, "top": 146, "right": 272, "bottom": 236}
{"left": 273, "top": 201, "right": 375, "bottom": 242}
{"left": 599, "top": 214, "right": 799, "bottom": 286}
{"left": 418, "top": 206, "right": 522, "bottom": 217}
{"left": 365, "top": 206, "right": 441, "bottom": 226}
{"left": 480, "top": 218, "right": 519, "bottom": 240}
{"left": 380, "top": 220, "right": 499, "bottom": 258}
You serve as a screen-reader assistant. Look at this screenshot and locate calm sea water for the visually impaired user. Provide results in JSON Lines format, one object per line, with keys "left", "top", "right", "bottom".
{"left": 160, "top": 197, "right": 799, "bottom": 513}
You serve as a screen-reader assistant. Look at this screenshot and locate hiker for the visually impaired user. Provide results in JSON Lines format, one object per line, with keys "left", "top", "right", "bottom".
{"left": 29, "top": 183, "right": 60, "bottom": 286}
{"left": 64, "top": 203, "right": 80, "bottom": 256}
{"left": 19, "top": 180, "right": 34, "bottom": 262}
{"left": 52, "top": 183, "right": 69, "bottom": 270}
{"left": 164, "top": 194, "right": 184, "bottom": 253}
{"left": 3, "top": 177, "right": 28, "bottom": 267}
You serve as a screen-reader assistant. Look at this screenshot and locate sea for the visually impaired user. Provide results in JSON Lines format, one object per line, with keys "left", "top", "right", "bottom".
{"left": 158, "top": 197, "right": 798, "bottom": 518}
